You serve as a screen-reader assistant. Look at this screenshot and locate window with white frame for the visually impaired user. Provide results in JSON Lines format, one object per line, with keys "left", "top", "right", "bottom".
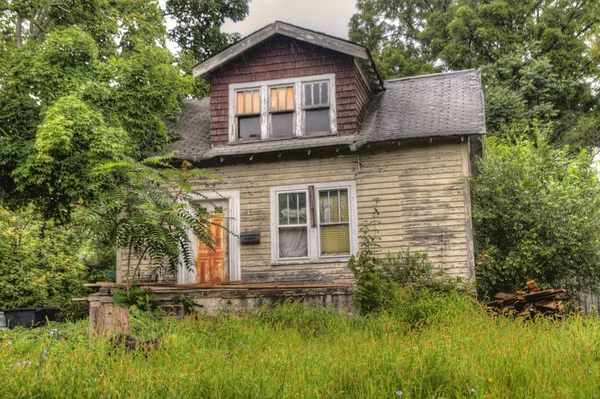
{"left": 303, "top": 80, "right": 331, "bottom": 134}
{"left": 270, "top": 181, "right": 357, "bottom": 264}
{"left": 269, "top": 85, "right": 295, "bottom": 138}
{"left": 229, "top": 74, "right": 336, "bottom": 143}
{"left": 235, "top": 88, "right": 261, "bottom": 140}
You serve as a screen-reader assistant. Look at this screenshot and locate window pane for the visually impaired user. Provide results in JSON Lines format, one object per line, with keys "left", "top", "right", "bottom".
{"left": 278, "top": 192, "right": 307, "bottom": 225}
{"left": 270, "top": 88, "right": 278, "bottom": 110}
{"left": 306, "top": 109, "right": 330, "bottom": 134}
{"left": 298, "top": 192, "right": 307, "bottom": 223}
{"left": 320, "top": 224, "right": 350, "bottom": 255}
{"left": 320, "top": 82, "right": 329, "bottom": 105}
{"left": 286, "top": 87, "right": 294, "bottom": 110}
{"left": 279, "top": 227, "right": 308, "bottom": 258}
{"left": 271, "top": 112, "right": 294, "bottom": 138}
{"left": 252, "top": 91, "right": 260, "bottom": 114}
{"left": 244, "top": 91, "right": 253, "bottom": 114}
{"left": 236, "top": 91, "right": 245, "bottom": 114}
{"left": 313, "top": 83, "right": 320, "bottom": 106}
{"left": 319, "top": 189, "right": 348, "bottom": 223}
{"left": 238, "top": 116, "right": 260, "bottom": 139}
{"left": 271, "top": 86, "right": 294, "bottom": 112}
{"left": 237, "top": 89, "right": 259, "bottom": 115}
{"left": 304, "top": 84, "right": 312, "bottom": 107}
{"left": 277, "top": 88, "right": 286, "bottom": 111}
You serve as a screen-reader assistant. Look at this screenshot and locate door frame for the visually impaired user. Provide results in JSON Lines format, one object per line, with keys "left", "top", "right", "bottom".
{"left": 177, "top": 191, "right": 241, "bottom": 284}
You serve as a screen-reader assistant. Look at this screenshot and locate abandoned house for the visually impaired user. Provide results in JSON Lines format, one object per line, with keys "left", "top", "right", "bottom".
{"left": 93, "top": 21, "right": 486, "bottom": 311}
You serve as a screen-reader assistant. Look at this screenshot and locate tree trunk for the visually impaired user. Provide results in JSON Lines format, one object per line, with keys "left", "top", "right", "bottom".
{"left": 89, "top": 304, "right": 130, "bottom": 339}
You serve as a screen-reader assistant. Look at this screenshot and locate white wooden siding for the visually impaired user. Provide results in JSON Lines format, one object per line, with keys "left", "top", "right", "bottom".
{"left": 117, "top": 139, "right": 474, "bottom": 284}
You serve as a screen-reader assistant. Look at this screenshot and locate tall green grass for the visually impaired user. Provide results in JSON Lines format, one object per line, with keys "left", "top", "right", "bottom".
{"left": 1, "top": 290, "right": 599, "bottom": 398}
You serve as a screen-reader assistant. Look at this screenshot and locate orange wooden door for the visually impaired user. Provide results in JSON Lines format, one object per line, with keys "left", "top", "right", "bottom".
{"left": 196, "top": 213, "right": 228, "bottom": 283}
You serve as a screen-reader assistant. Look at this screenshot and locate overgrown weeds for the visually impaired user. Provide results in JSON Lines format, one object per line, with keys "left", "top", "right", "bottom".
{"left": 1, "top": 297, "right": 599, "bottom": 398}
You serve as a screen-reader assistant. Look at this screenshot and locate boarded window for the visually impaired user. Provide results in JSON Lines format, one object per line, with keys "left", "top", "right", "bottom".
{"left": 318, "top": 189, "right": 350, "bottom": 255}
{"left": 236, "top": 89, "right": 260, "bottom": 115}
{"left": 270, "top": 86, "right": 295, "bottom": 138}
{"left": 270, "top": 86, "right": 294, "bottom": 112}
{"left": 236, "top": 89, "right": 260, "bottom": 139}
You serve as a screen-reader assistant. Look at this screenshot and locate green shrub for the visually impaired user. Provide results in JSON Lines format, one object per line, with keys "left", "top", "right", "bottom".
{"left": 348, "top": 200, "right": 385, "bottom": 313}
{"left": 113, "top": 286, "right": 155, "bottom": 312}
{"left": 471, "top": 127, "right": 600, "bottom": 298}
{"left": 381, "top": 248, "right": 433, "bottom": 288}
{"left": 0, "top": 207, "right": 89, "bottom": 308}
{"left": 349, "top": 200, "right": 459, "bottom": 314}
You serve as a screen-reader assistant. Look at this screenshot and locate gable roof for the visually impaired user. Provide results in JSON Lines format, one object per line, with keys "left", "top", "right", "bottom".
{"left": 192, "top": 21, "right": 383, "bottom": 91}
{"left": 167, "top": 69, "right": 486, "bottom": 162}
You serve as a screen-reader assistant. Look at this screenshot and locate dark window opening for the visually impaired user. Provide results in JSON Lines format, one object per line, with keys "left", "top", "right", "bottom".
{"left": 306, "top": 109, "right": 330, "bottom": 134}
{"left": 238, "top": 116, "right": 261, "bottom": 140}
{"left": 271, "top": 112, "right": 295, "bottom": 138}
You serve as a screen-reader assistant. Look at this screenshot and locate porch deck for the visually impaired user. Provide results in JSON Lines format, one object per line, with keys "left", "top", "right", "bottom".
{"left": 85, "top": 281, "right": 356, "bottom": 314}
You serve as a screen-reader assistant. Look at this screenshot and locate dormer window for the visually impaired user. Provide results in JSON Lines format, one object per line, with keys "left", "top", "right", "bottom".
{"left": 303, "top": 81, "right": 331, "bottom": 134}
{"left": 228, "top": 74, "right": 336, "bottom": 143}
{"left": 269, "top": 85, "right": 295, "bottom": 138}
{"left": 235, "top": 89, "right": 261, "bottom": 140}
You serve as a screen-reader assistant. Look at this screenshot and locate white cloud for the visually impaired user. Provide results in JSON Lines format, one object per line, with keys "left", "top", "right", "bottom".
{"left": 222, "top": 0, "right": 357, "bottom": 40}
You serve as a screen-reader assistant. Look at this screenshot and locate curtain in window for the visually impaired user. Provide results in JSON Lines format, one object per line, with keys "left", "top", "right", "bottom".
{"left": 278, "top": 192, "right": 308, "bottom": 258}
{"left": 279, "top": 227, "right": 308, "bottom": 258}
{"left": 319, "top": 189, "right": 350, "bottom": 255}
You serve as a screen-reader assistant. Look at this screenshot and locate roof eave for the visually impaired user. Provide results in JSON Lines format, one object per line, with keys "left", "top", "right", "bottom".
{"left": 192, "top": 21, "right": 382, "bottom": 89}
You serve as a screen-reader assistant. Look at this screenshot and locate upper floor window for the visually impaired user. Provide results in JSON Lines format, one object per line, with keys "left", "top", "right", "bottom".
{"left": 303, "top": 80, "right": 330, "bottom": 134}
{"left": 235, "top": 88, "right": 261, "bottom": 140}
{"left": 229, "top": 74, "right": 336, "bottom": 143}
{"left": 270, "top": 85, "right": 295, "bottom": 138}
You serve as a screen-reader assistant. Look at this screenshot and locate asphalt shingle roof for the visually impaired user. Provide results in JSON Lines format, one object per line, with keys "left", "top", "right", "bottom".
{"left": 167, "top": 69, "right": 486, "bottom": 162}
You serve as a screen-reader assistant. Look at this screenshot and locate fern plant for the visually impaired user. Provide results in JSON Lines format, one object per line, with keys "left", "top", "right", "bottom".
{"left": 85, "top": 153, "right": 220, "bottom": 289}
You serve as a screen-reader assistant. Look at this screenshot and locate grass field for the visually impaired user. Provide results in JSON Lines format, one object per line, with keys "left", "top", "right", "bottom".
{"left": 1, "top": 290, "right": 599, "bottom": 398}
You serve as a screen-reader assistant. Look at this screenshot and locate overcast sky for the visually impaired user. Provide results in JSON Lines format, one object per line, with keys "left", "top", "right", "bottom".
{"left": 221, "top": 0, "right": 358, "bottom": 40}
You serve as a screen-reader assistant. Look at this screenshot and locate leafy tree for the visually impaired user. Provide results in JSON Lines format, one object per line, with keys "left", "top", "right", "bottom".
{"left": 349, "top": 0, "right": 600, "bottom": 146}
{"left": 471, "top": 126, "right": 600, "bottom": 297}
{"left": 164, "top": 0, "right": 248, "bottom": 63}
{"left": 0, "top": 1, "right": 193, "bottom": 220}
{"left": 0, "top": 206, "right": 89, "bottom": 308}
{"left": 0, "top": 1, "right": 246, "bottom": 302}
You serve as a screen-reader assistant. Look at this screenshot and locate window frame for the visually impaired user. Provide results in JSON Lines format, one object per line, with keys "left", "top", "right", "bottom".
{"left": 269, "top": 181, "right": 358, "bottom": 265}
{"left": 228, "top": 74, "right": 336, "bottom": 143}
{"left": 268, "top": 84, "right": 296, "bottom": 138}
{"left": 233, "top": 87, "right": 262, "bottom": 141}
{"left": 273, "top": 189, "right": 311, "bottom": 261}
{"left": 302, "top": 80, "right": 332, "bottom": 135}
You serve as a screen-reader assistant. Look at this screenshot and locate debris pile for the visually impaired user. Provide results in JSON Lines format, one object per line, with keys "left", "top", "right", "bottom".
{"left": 487, "top": 280, "right": 565, "bottom": 316}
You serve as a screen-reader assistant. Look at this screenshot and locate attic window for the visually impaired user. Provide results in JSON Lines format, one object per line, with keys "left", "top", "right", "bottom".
{"left": 228, "top": 74, "right": 336, "bottom": 143}
{"left": 270, "top": 86, "right": 295, "bottom": 138}
{"left": 303, "top": 81, "right": 331, "bottom": 134}
{"left": 236, "top": 89, "right": 261, "bottom": 140}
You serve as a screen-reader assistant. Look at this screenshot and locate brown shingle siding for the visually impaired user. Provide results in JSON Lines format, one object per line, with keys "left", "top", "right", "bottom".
{"left": 206, "top": 36, "right": 370, "bottom": 147}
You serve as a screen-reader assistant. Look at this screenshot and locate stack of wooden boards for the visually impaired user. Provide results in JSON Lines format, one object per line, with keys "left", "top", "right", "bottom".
{"left": 487, "top": 280, "right": 566, "bottom": 316}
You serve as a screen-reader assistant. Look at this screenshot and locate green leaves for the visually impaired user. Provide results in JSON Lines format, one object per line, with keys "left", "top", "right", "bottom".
{"left": 472, "top": 127, "right": 600, "bottom": 297}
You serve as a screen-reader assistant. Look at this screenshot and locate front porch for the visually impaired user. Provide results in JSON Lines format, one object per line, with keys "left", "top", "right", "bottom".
{"left": 86, "top": 281, "right": 355, "bottom": 316}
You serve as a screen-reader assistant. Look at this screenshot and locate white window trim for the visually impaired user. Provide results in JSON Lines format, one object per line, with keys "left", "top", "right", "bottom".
{"left": 229, "top": 73, "right": 337, "bottom": 143}
{"left": 269, "top": 181, "right": 358, "bottom": 265}
{"left": 177, "top": 191, "right": 241, "bottom": 283}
